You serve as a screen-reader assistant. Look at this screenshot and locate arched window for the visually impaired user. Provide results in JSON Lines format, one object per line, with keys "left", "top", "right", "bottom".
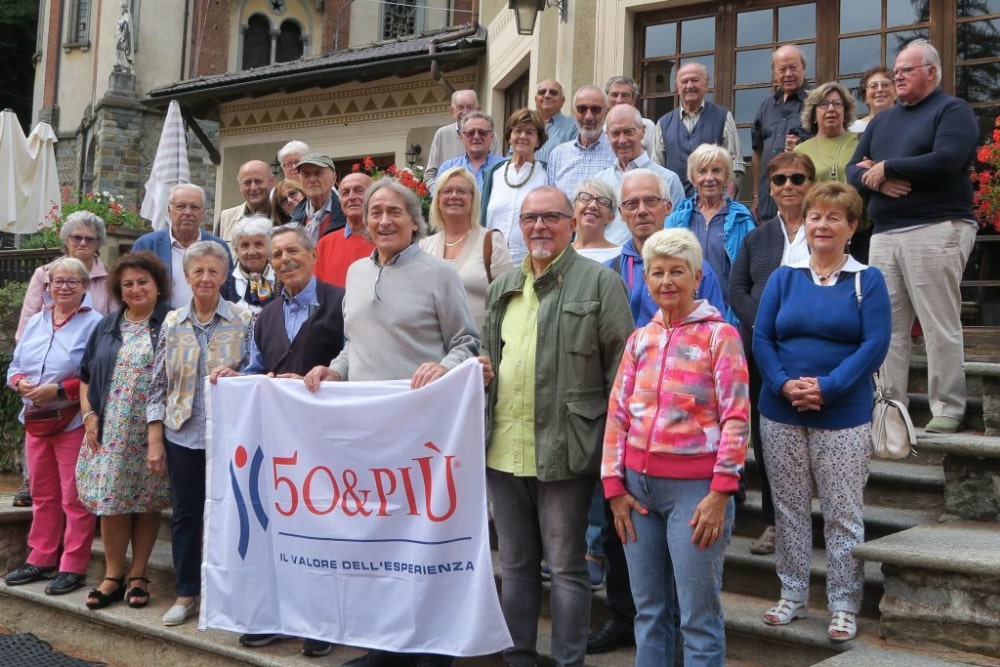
{"left": 275, "top": 20, "right": 303, "bottom": 63}
{"left": 242, "top": 13, "right": 271, "bottom": 70}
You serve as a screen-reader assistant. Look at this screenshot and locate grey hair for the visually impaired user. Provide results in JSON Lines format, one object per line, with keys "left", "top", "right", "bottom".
{"left": 458, "top": 110, "right": 494, "bottom": 133}
{"left": 575, "top": 179, "right": 617, "bottom": 210}
{"left": 269, "top": 222, "right": 315, "bottom": 252}
{"left": 620, "top": 167, "right": 669, "bottom": 200}
{"left": 606, "top": 104, "right": 643, "bottom": 127}
{"left": 47, "top": 256, "right": 90, "bottom": 284}
{"left": 451, "top": 89, "right": 479, "bottom": 106}
{"left": 687, "top": 143, "right": 734, "bottom": 187}
{"left": 182, "top": 240, "right": 230, "bottom": 273}
{"left": 363, "top": 178, "right": 428, "bottom": 240}
{"left": 905, "top": 38, "right": 942, "bottom": 85}
{"left": 573, "top": 85, "right": 609, "bottom": 107}
{"left": 641, "top": 228, "right": 703, "bottom": 277}
{"left": 60, "top": 210, "right": 107, "bottom": 248}
{"left": 169, "top": 183, "right": 205, "bottom": 205}
{"left": 800, "top": 82, "right": 857, "bottom": 134}
{"left": 604, "top": 76, "right": 640, "bottom": 99}
{"left": 231, "top": 215, "right": 274, "bottom": 247}
{"left": 277, "top": 140, "right": 311, "bottom": 162}
{"left": 677, "top": 61, "right": 711, "bottom": 85}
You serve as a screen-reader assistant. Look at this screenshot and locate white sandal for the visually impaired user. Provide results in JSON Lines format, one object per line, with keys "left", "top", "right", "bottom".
{"left": 763, "top": 599, "right": 807, "bottom": 626}
{"left": 828, "top": 610, "right": 857, "bottom": 642}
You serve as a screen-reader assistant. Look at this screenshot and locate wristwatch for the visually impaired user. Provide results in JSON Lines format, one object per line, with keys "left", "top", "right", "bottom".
{"left": 56, "top": 382, "right": 66, "bottom": 399}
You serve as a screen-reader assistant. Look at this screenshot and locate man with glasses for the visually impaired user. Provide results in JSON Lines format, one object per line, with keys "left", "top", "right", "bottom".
{"left": 534, "top": 79, "right": 577, "bottom": 164}
{"left": 424, "top": 90, "right": 501, "bottom": 191}
{"left": 596, "top": 105, "right": 685, "bottom": 245}
{"left": 653, "top": 62, "right": 744, "bottom": 197}
{"left": 482, "top": 186, "right": 633, "bottom": 667}
{"left": 215, "top": 160, "right": 274, "bottom": 247}
{"left": 547, "top": 86, "right": 616, "bottom": 204}
{"left": 751, "top": 44, "right": 813, "bottom": 220}
{"left": 435, "top": 111, "right": 505, "bottom": 194}
{"left": 133, "top": 183, "right": 233, "bottom": 308}
{"left": 847, "top": 38, "right": 979, "bottom": 435}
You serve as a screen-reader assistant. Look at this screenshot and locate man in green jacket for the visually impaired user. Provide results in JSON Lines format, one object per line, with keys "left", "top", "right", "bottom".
{"left": 482, "top": 186, "right": 634, "bottom": 667}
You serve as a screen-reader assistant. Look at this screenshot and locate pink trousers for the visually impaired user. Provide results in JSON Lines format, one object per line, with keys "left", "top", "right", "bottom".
{"left": 25, "top": 426, "right": 95, "bottom": 574}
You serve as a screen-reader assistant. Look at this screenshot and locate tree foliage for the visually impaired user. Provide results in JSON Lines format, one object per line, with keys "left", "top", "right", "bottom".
{"left": 0, "top": 0, "right": 40, "bottom": 133}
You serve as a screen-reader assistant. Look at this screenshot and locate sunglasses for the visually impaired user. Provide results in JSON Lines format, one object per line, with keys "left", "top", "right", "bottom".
{"left": 575, "top": 104, "right": 604, "bottom": 116}
{"left": 770, "top": 173, "right": 809, "bottom": 186}
{"left": 536, "top": 88, "right": 560, "bottom": 97}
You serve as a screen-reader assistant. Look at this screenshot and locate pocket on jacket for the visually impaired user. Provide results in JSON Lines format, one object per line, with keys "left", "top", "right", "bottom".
{"left": 566, "top": 398, "right": 608, "bottom": 474}
{"left": 561, "top": 300, "right": 601, "bottom": 355}
{"left": 655, "top": 392, "right": 705, "bottom": 444}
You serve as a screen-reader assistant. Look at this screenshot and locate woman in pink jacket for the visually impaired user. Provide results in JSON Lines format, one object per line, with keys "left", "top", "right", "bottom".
{"left": 602, "top": 227, "right": 749, "bottom": 667}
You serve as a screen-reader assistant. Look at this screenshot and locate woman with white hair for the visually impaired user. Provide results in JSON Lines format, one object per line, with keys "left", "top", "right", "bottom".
{"left": 572, "top": 179, "right": 621, "bottom": 264}
{"left": 224, "top": 215, "right": 277, "bottom": 313}
{"left": 665, "top": 143, "right": 755, "bottom": 320}
{"left": 603, "top": 227, "right": 748, "bottom": 667}
{"left": 147, "top": 241, "right": 253, "bottom": 627}
{"left": 13, "top": 210, "right": 117, "bottom": 507}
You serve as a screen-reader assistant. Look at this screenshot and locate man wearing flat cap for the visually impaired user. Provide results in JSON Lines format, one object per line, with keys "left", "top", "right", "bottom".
{"left": 290, "top": 153, "right": 347, "bottom": 243}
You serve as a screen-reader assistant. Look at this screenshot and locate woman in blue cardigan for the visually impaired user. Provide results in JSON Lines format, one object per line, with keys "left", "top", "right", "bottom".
{"left": 753, "top": 182, "right": 891, "bottom": 643}
{"left": 665, "top": 143, "right": 755, "bottom": 323}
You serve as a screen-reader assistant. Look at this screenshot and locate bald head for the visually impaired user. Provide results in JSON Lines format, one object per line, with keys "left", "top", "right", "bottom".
{"left": 773, "top": 45, "right": 806, "bottom": 96}
{"left": 238, "top": 160, "right": 274, "bottom": 212}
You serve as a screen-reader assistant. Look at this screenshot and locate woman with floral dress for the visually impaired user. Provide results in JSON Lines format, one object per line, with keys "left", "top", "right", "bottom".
{"left": 77, "top": 252, "right": 173, "bottom": 610}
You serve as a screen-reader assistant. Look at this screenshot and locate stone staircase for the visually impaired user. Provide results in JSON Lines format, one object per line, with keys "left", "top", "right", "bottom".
{"left": 1, "top": 350, "right": 998, "bottom": 666}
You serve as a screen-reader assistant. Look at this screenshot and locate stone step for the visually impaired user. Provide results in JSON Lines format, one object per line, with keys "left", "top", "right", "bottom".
{"left": 722, "top": 535, "right": 884, "bottom": 618}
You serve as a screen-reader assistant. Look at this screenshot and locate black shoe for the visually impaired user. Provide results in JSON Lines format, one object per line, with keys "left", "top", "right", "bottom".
{"left": 586, "top": 618, "right": 635, "bottom": 654}
{"left": 343, "top": 650, "right": 413, "bottom": 667}
{"left": 12, "top": 484, "right": 32, "bottom": 507}
{"left": 302, "top": 638, "right": 333, "bottom": 657}
{"left": 4, "top": 563, "right": 55, "bottom": 586}
{"left": 239, "top": 633, "right": 285, "bottom": 647}
{"left": 45, "top": 571, "right": 86, "bottom": 595}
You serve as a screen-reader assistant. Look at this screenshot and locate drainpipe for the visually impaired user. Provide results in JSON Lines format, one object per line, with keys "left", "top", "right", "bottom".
{"left": 180, "top": 0, "right": 190, "bottom": 80}
{"left": 428, "top": 22, "right": 479, "bottom": 97}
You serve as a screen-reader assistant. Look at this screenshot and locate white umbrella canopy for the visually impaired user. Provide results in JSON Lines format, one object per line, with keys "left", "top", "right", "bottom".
{"left": 0, "top": 109, "right": 37, "bottom": 234}
{"left": 141, "top": 100, "right": 190, "bottom": 231}
{"left": 22, "top": 121, "right": 62, "bottom": 234}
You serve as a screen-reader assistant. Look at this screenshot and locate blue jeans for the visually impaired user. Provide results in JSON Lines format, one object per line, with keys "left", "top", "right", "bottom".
{"left": 166, "top": 440, "right": 205, "bottom": 597}
{"left": 486, "top": 469, "right": 592, "bottom": 667}
{"left": 585, "top": 482, "right": 606, "bottom": 558}
{"left": 623, "top": 470, "right": 732, "bottom": 667}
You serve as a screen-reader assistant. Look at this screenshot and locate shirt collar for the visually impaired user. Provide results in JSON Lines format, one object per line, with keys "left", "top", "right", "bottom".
{"left": 790, "top": 256, "right": 868, "bottom": 272}
{"left": 371, "top": 243, "right": 420, "bottom": 267}
{"left": 175, "top": 297, "right": 237, "bottom": 324}
{"left": 281, "top": 276, "right": 318, "bottom": 307}
{"left": 305, "top": 193, "right": 334, "bottom": 218}
{"left": 681, "top": 103, "right": 705, "bottom": 118}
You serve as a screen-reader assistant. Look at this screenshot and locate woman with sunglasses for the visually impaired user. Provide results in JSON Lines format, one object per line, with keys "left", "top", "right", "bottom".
{"left": 730, "top": 152, "right": 816, "bottom": 558}
{"left": 571, "top": 179, "right": 621, "bottom": 264}
{"left": 13, "top": 210, "right": 117, "bottom": 507}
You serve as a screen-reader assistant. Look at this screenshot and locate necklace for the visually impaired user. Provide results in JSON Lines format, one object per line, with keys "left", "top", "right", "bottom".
{"left": 124, "top": 311, "right": 152, "bottom": 325}
{"left": 816, "top": 134, "right": 850, "bottom": 180}
{"left": 443, "top": 231, "right": 470, "bottom": 248}
{"left": 503, "top": 160, "right": 536, "bottom": 188}
{"left": 810, "top": 254, "right": 848, "bottom": 283}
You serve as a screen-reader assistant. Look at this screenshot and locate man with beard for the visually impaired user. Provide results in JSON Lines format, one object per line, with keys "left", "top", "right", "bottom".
{"left": 212, "top": 222, "right": 346, "bottom": 659}
{"left": 546, "top": 86, "right": 616, "bottom": 202}
{"left": 314, "top": 172, "right": 375, "bottom": 288}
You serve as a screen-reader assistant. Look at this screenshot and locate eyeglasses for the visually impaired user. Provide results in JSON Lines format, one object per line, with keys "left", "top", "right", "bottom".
{"left": 575, "top": 192, "right": 613, "bottom": 209}
{"left": 575, "top": 104, "right": 604, "bottom": 116}
{"left": 866, "top": 81, "right": 894, "bottom": 91}
{"left": 461, "top": 129, "right": 493, "bottom": 138}
{"left": 536, "top": 88, "right": 560, "bottom": 97}
{"left": 68, "top": 234, "right": 98, "bottom": 245}
{"left": 620, "top": 196, "right": 666, "bottom": 212}
{"left": 770, "top": 173, "right": 809, "bottom": 187}
{"left": 170, "top": 203, "right": 204, "bottom": 211}
{"left": 893, "top": 64, "right": 931, "bottom": 77}
{"left": 278, "top": 191, "right": 303, "bottom": 205}
{"left": 281, "top": 160, "right": 299, "bottom": 170}
{"left": 817, "top": 100, "right": 844, "bottom": 109}
{"left": 439, "top": 187, "right": 472, "bottom": 198}
{"left": 50, "top": 278, "right": 83, "bottom": 289}
{"left": 518, "top": 211, "right": 572, "bottom": 227}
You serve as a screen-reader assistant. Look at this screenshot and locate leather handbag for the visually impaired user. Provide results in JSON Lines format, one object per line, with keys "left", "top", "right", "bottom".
{"left": 23, "top": 404, "right": 80, "bottom": 437}
{"left": 871, "top": 369, "right": 916, "bottom": 459}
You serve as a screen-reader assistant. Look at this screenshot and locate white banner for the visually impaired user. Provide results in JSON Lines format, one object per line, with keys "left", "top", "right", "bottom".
{"left": 201, "top": 359, "right": 511, "bottom": 656}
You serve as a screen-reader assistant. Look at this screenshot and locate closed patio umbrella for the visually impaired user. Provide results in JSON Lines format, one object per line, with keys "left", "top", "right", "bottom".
{"left": 141, "top": 100, "right": 190, "bottom": 231}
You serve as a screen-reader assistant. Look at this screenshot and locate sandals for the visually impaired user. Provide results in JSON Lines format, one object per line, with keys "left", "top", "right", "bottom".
{"left": 85, "top": 576, "right": 125, "bottom": 610}
{"left": 828, "top": 610, "right": 857, "bottom": 642}
{"left": 763, "top": 598, "right": 807, "bottom": 626}
{"left": 126, "top": 576, "right": 152, "bottom": 608}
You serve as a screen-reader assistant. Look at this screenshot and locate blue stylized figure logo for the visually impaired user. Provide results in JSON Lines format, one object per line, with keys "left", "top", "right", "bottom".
{"left": 230, "top": 444, "right": 269, "bottom": 559}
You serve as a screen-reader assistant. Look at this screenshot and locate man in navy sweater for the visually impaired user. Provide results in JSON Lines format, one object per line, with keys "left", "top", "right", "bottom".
{"left": 847, "top": 38, "right": 978, "bottom": 434}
